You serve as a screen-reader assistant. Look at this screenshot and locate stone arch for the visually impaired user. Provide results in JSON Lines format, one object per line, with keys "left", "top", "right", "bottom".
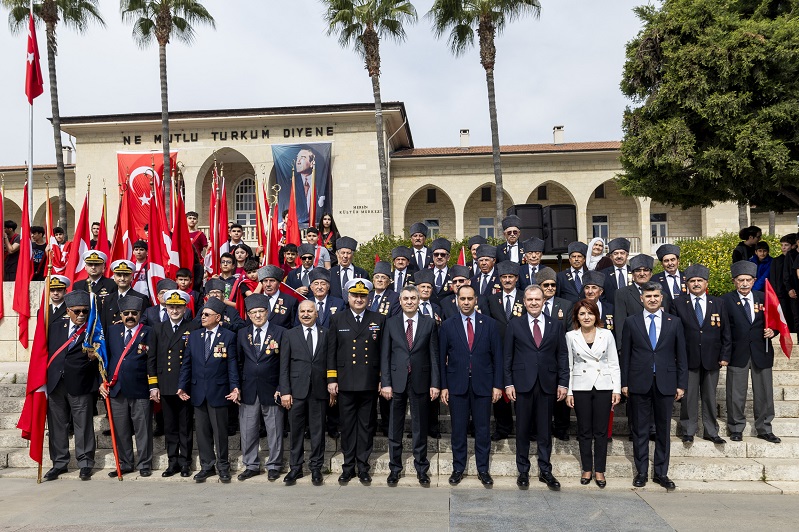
{"left": 32, "top": 198, "right": 76, "bottom": 234}
{"left": 462, "top": 183, "right": 514, "bottom": 238}
{"left": 2, "top": 199, "right": 22, "bottom": 231}
{"left": 195, "top": 148, "right": 257, "bottom": 230}
{"left": 586, "top": 179, "right": 642, "bottom": 252}
{"left": 403, "top": 185, "right": 456, "bottom": 239}
{"left": 525, "top": 180, "right": 578, "bottom": 208}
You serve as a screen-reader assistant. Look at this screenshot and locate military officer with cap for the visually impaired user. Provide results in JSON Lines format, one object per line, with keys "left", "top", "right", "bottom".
{"left": 557, "top": 242, "right": 589, "bottom": 303}
{"left": 197, "top": 278, "right": 246, "bottom": 333}
{"left": 47, "top": 274, "right": 71, "bottom": 324}
{"left": 100, "top": 259, "right": 151, "bottom": 336}
{"left": 497, "top": 215, "right": 523, "bottom": 263}
{"left": 369, "top": 262, "right": 401, "bottom": 318}
{"left": 258, "top": 265, "right": 298, "bottom": 329}
{"left": 330, "top": 236, "right": 368, "bottom": 300}
{"left": 142, "top": 279, "right": 189, "bottom": 326}
{"left": 73, "top": 250, "right": 116, "bottom": 302}
{"left": 101, "top": 296, "right": 153, "bottom": 477}
{"left": 471, "top": 245, "right": 499, "bottom": 297}
{"left": 599, "top": 238, "right": 632, "bottom": 306}
{"left": 237, "top": 293, "right": 287, "bottom": 481}
{"left": 672, "top": 264, "right": 731, "bottom": 444}
{"left": 305, "top": 268, "right": 345, "bottom": 328}
{"left": 519, "top": 237, "right": 546, "bottom": 290}
{"left": 147, "top": 289, "right": 198, "bottom": 477}
{"left": 409, "top": 222, "right": 432, "bottom": 272}
{"left": 392, "top": 246, "right": 414, "bottom": 287}
{"left": 327, "top": 278, "right": 386, "bottom": 485}
{"left": 466, "top": 235, "right": 488, "bottom": 276}
{"left": 286, "top": 243, "right": 317, "bottom": 297}
{"left": 429, "top": 238, "right": 453, "bottom": 303}
{"left": 654, "top": 244, "right": 686, "bottom": 305}
{"left": 722, "top": 260, "right": 781, "bottom": 444}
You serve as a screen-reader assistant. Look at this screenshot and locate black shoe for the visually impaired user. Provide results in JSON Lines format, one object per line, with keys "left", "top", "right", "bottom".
{"left": 358, "top": 472, "right": 372, "bottom": 485}
{"left": 180, "top": 466, "right": 191, "bottom": 477}
{"left": 194, "top": 468, "right": 216, "bottom": 483}
{"left": 517, "top": 472, "right": 529, "bottom": 488}
{"left": 653, "top": 474, "right": 676, "bottom": 490}
{"left": 633, "top": 473, "right": 647, "bottom": 487}
{"left": 553, "top": 432, "right": 570, "bottom": 442}
{"left": 649, "top": 432, "right": 657, "bottom": 441}
{"left": 477, "top": 471, "right": 493, "bottom": 487}
{"left": 595, "top": 475, "right": 607, "bottom": 489}
{"left": 491, "top": 432, "right": 508, "bottom": 441}
{"left": 311, "top": 469, "right": 324, "bottom": 486}
{"left": 238, "top": 469, "right": 261, "bottom": 481}
{"left": 162, "top": 466, "right": 179, "bottom": 477}
{"left": 283, "top": 469, "right": 303, "bottom": 485}
{"left": 79, "top": 467, "right": 92, "bottom": 481}
{"left": 43, "top": 467, "right": 67, "bottom": 481}
{"left": 682, "top": 434, "right": 694, "bottom": 443}
{"left": 757, "top": 433, "right": 781, "bottom": 444}
{"left": 628, "top": 433, "right": 634, "bottom": 441}
{"left": 529, "top": 434, "right": 537, "bottom": 442}
{"left": 730, "top": 432, "right": 743, "bottom": 442}
{"left": 153, "top": 425, "right": 164, "bottom": 437}
{"left": 259, "top": 429, "right": 268, "bottom": 439}
{"left": 387, "top": 471, "right": 400, "bottom": 487}
{"left": 406, "top": 431, "right": 413, "bottom": 438}
{"left": 580, "top": 472, "right": 592, "bottom": 485}
{"left": 418, "top": 472, "right": 431, "bottom": 487}
{"left": 538, "top": 472, "right": 560, "bottom": 491}
{"left": 448, "top": 470, "right": 464, "bottom": 485}
{"left": 328, "top": 430, "right": 340, "bottom": 439}
{"left": 338, "top": 471, "right": 355, "bottom": 484}
{"left": 266, "top": 469, "right": 280, "bottom": 481}
{"left": 108, "top": 468, "right": 133, "bottom": 478}
{"left": 227, "top": 426, "right": 238, "bottom": 437}
{"left": 703, "top": 435, "right": 727, "bottom": 444}
{"left": 304, "top": 429, "right": 311, "bottom": 440}
{"left": 139, "top": 468, "right": 152, "bottom": 477}
{"left": 219, "top": 470, "right": 231, "bottom": 483}
{"left": 429, "top": 431, "right": 442, "bottom": 439}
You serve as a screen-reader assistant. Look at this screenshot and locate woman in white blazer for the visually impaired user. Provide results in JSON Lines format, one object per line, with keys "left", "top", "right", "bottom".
{"left": 565, "top": 299, "right": 621, "bottom": 488}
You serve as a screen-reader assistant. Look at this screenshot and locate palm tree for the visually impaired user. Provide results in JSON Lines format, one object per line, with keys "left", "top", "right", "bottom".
{"left": 3, "top": 0, "right": 105, "bottom": 233}
{"left": 120, "top": 0, "right": 214, "bottom": 223}
{"left": 428, "top": 0, "right": 540, "bottom": 234}
{"left": 322, "top": 0, "right": 417, "bottom": 235}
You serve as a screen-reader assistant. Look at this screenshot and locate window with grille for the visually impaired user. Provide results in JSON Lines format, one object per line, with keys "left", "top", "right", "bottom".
{"left": 235, "top": 177, "right": 257, "bottom": 226}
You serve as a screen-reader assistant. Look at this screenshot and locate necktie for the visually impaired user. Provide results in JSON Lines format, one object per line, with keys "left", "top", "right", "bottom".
{"left": 302, "top": 269, "right": 310, "bottom": 287}
{"left": 648, "top": 314, "right": 658, "bottom": 351}
{"left": 417, "top": 250, "right": 424, "bottom": 270}
{"left": 125, "top": 328, "right": 132, "bottom": 345}
{"left": 306, "top": 328, "right": 315, "bottom": 356}
{"left": 671, "top": 275, "right": 680, "bottom": 296}
{"left": 161, "top": 307, "right": 168, "bottom": 322}
{"left": 204, "top": 331, "right": 212, "bottom": 361}
{"left": 173, "top": 323, "right": 179, "bottom": 333}
{"left": 505, "top": 295, "right": 512, "bottom": 319}
{"left": 397, "top": 271, "right": 403, "bottom": 288}
{"left": 342, "top": 268, "right": 350, "bottom": 291}
{"left": 372, "top": 294, "right": 381, "bottom": 312}
{"left": 304, "top": 178, "right": 310, "bottom": 197}
{"left": 436, "top": 269, "right": 443, "bottom": 290}
{"left": 695, "top": 297, "right": 704, "bottom": 325}
{"left": 480, "top": 274, "right": 488, "bottom": 294}
{"left": 742, "top": 297, "right": 753, "bottom": 323}
{"left": 618, "top": 268, "right": 625, "bottom": 289}
{"left": 254, "top": 327, "right": 262, "bottom": 353}
{"left": 422, "top": 302, "right": 431, "bottom": 317}
{"left": 573, "top": 270, "right": 582, "bottom": 292}
{"left": 406, "top": 319, "right": 414, "bottom": 350}
{"left": 69, "top": 325, "right": 78, "bottom": 348}
{"left": 530, "top": 265, "right": 537, "bottom": 279}
{"left": 533, "top": 318, "right": 542, "bottom": 348}
{"left": 317, "top": 300, "right": 324, "bottom": 316}
{"left": 543, "top": 301, "right": 551, "bottom": 317}
{"left": 466, "top": 317, "right": 474, "bottom": 350}
{"left": 355, "top": 314, "right": 361, "bottom": 325}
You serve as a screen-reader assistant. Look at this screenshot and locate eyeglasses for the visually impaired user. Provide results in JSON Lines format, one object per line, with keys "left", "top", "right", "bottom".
{"left": 201, "top": 312, "right": 218, "bottom": 318}
{"left": 541, "top": 283, "right": 556, "bottom": 288}
{"left": 69, "top": 308, "right": 90, "bottom": 315}
{"left": 220, "top": 260, "right": 233, "bottom": 265}
{"left": 505, "top": 230, "right": 520, "bottom": 235}
{"left": 301, "top": 256, "right": 314, "bottom": 261}
{"left": 433, "top": 252, "right": 448, "bottom": 258}
{"left": 247, "top": 309, "right": 267, "bottom": 316}
{"left": 120, "top": 311, "right": 139, "bottom": 317}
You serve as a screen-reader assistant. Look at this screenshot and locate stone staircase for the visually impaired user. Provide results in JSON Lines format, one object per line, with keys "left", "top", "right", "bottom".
{"left": 1, "top": 344, "right": 799, "bottom": 489}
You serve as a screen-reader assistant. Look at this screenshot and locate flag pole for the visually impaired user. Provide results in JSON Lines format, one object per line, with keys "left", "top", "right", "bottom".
{"left": 27, "top": 0, "right": 34, "bottom": 224}
{"left": 38, "top": 255, "right": 53, "bottom": 484}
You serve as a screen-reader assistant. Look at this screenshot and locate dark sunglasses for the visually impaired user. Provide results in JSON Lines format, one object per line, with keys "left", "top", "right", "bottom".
{"left": 541, "top": 283, "right": 556, "bottom": 288}
{"left": 433, "top": 252, "right": 448, "bottom": 258}
{"left": 120, "top": 311, "right": 139, "bottom": 317}
{"left": 69, "top": 308, "right": 90, "bottom": 315}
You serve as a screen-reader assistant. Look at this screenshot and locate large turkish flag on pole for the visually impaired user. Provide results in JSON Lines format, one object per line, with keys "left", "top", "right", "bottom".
{"left": 25, "top": 14, "right": 43, "bottom": 104}
{"left": 116, "top": 151, "right": 177, "bottom": 241}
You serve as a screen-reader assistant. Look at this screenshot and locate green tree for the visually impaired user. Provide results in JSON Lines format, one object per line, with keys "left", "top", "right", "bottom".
{"left": 322, "top": 0, "right": 418, "bottom": 235}
{"left": 428, "top": 0, "right": 541, "bottom": 233}
{"left": 3, "top": 0, "right": 105, "bottom": 233}
{"left": 120, "top": 0, "right": 215, "bottom": 222}
{"left": 618, "top": 0, "right": 799, "bottom": 212}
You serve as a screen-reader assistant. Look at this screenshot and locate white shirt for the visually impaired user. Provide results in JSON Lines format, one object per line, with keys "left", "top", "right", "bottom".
{"left": 351, "top": 310, "right": 365, "bottom": 321}
{"left": 339, "top": 265, "right": 353, "bottom": 285}
{"left": 667, "top": 271, "right": 683, "bottom": 295}
{"left": 461, "top": 312, "right": 477, "bottom": 338}
{"left": 252, "top": 325, "right": 267, "bottom": 348}
{"left": 420, "top": 300, "right": 434, "bottom": 318}
{"left": 314, "top": 296, "right": 328, "bottom": 312}
{"left": 692, "top": 294, "right": 707, "bottom": 321}
{"left": 615, "top": 266, "right": 629, "bottom": 288}
{"left": 434, "top": 266, "right": 448, "bottom": 285}
{"left": 170, "top": 318, "right": 183, "bottom": 331}
{"left": 503, "top": 289, "right": 517, "bottom": 309}
{"left": 507, "top": 243, "right": 519, "bottom": 262}
{"left": 543, "top": 299, "right": 552, "bottom": 317}
{"left": 738, "top": 292, "right": 754, "bottom": 321}
{"left": 394, "top": 269, "right": 408, "bottom": 288}
{"left": 304, "top": 324, "right": 318, "bottom": 354}
{"left": 414, "top": 247, "right": 428, "bottom": 268}
{"left": 403, "top": 313, "right": 419, "bottom": 342}
{"left": 528, "top": 313, "right": 546, "bottom": 338}
{"left": 205, "top": 325, "right": 220, "bottom": 338}
{"left": 528, "top": 264, "right": 539, "bottom": 278}
{"left": 642, "top": 309, "right": 663, "bottom": 342}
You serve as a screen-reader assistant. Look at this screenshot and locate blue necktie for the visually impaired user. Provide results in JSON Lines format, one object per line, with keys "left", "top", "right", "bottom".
{"left": 648, "top": 314, "right": 657, "bottom": 350}
{"left": 204, "top": 332, "right": 212, "bottom": 361}
{"left": 742, "top": 297, "right": 753, "bottom": 323}
{"left": 695, "top": 298, "right": 704, "bottom": 325}
{"left": 573, "top": 270, "right": 582, "bottom": 293}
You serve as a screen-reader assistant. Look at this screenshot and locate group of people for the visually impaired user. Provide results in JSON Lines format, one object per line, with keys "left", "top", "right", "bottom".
{"left": 38, "top": 212, "right": 783, "bottom": 493}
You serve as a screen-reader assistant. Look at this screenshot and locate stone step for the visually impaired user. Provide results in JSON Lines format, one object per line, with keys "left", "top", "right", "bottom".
{"left": 719, "top": 371, "right": 799, "bottom": 386}
{"left": 0, "top": 398, "right": 25, "bottom": 413}
{"left": 0, "top": 384, "right": 25, "bottom": 398}
{"left": 756, "top": 458, "right": 799, "bottom": 481}
{"left": 718, "top": 400, "right": 799, "bottom": 418}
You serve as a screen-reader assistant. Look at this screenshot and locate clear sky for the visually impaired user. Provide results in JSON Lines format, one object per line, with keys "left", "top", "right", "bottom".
{"left": 0, "top": 0, "right": 643, "bottom": 166}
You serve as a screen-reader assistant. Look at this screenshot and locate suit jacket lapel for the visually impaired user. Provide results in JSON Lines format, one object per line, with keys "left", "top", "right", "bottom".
{"left": 633, "top": 313, "right": 649, "bottom": 347}
{"left": 454, "top": 316, "right": 471, "bottom": 351}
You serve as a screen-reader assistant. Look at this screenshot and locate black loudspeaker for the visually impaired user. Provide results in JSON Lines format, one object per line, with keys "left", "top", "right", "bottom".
{"left": 543, "top": 205, "right": 577, "bottom": 254}
{"left": 506, "top": 204, "right": 544, "bottom": 242}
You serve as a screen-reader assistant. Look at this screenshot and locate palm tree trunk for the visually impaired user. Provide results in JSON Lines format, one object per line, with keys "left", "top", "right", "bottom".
{"left": 485, "top": 67, "right": 504, "bottom": 235}
{"left": 738, "top": 201, "right": 748, "bottom": 229}
{"left": 45, "top": 22, "right": 67, "bottom": 233}
{"left": 371, "top": 73, "right": 391, "bottom": 235}
{"left": 159, "top": 43, "right": 172, "bottom": 224}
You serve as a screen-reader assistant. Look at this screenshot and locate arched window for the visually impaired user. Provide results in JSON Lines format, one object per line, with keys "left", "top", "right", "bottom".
{"left": 235, "top": 176, "right": 256, "bottom": 226}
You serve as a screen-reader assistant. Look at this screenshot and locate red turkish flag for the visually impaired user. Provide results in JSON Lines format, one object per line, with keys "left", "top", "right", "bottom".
{"left": 116, "top": 151, "right": 177, "bottom": 241}
{"left": 109, "top": 187, "right": 135, "bottom": 275}
{"left": 63, "top": 193, "right": 90, "bottom": 284}
{"left": 46, "top": 194, "right": 66, "bottom": 274}
{"left": 16, "top": 289, "right": 48, "bottom": 464}
{"left": 13, "top": 182, "right": 33, "bottom": 348}
{"left": 204, "top": 171, "right": 219, "bottom": 275}
{"left": 284, "top": 175, "right": 302, "bottom": 247}
{"left": 96, "top": 195, "right": 111, "bottom": 259}
{"left": 147, "top": 175, "right": 171, "bottom": 304}
{"left": 267, "top": 202, "right": 281, "bottom": 266}
{"left": 25, "top": 14, "right": 43, "bottom": 104}
{"left": 765, "top": 279, "right": 793, "bottom": 359}
{"left": 171, "top": 187, "right": 193, "bottom": 276}
{"left": 457, "top": 247, "right": 466, "bottom": 266}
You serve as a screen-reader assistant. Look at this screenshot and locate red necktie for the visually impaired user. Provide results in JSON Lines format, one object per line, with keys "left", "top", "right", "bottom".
{"left": 533, "top": 318, "right": 542, "bottom": 348}
{"left": 406, "top": 318, "right": 414, "bottom": 350}
{"left": 466, "top": 317, "right": 474, "bottom": 350}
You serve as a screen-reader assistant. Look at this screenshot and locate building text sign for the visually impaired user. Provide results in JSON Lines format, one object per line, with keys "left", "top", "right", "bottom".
{"left": 122, "top": 126, "right": 335, "bottom": 146}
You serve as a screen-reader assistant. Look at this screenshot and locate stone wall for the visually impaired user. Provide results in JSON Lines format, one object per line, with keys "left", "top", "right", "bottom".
{"left": 0, "top": 281, "right": 44, "bottom": 363}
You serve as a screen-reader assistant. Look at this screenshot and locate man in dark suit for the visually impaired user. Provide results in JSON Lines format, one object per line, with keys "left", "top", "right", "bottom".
{"left": 672, "top": 264, "right": 731, "bottom": 444}
{"left": 722, "top": 261, "right": 781, "bottom": 444}
{"left": 471, "top": 244, "right": 499, "bottom": 298}
{"left": 327, "top": 279, "right": 385, "bottom": 485}
{"left": 368, "top": 262, "right": 401, "bottom": 318}
{"left": 556, "top": 241, "right": 589, "bottom": 303}
{"left": 285, "top": 243, "right": 317, "bottom": 298}
{"left": 147, "top": 289, "right": 197, "bottom": 477}
{"left": 380, "top": 285, "right": 440, "bottom": 487}
{"left": 485, "top": 260, "right": 525, "bottom": 441}
{"left": 43, "top": 290, "right": 99, "bottom": 481}
{"left": 100, "top": 259, "right": 151, "bottom": 334}
{"left": 654, "top": 244, "right": 686, "bottom": 305}
{"left": 237, "top": 293, "right": 287, "bottom": 481}
{"left": 280, "top": 301, "right": 330, "bottom": 486}
{"left": 47, "top": 275, "right": 70, "bottom": 324}
{"left": 257, "top": 265, "right": 298, "bottom": 330}
{"left": 101, "top": 297, "right": 153, "bottom": 477}
{"left": 72, "top": 250, "right": 116, "bottom": 303}
{"left": 505, "top": 285, "right": 569, "bottom": 490}
{"left": 177, "top": 297, "right": 240, "bottom": 483}
{"left": 599, "top": 237, "right": 631, "bottom": 306}
{"left": 329, "top": 237, "right": 368, "bottom": 300}
{"left": 583, "top": 271, "right": 615, "bottom": 331}
{"left": 465, "top": 235, "right": 487, "bottom": 277}
{"left": 519, "top": 237, "right": 546, "bottom": 290}
{"left": 621, "top": 281, "right": 688, "bottom": 490}
{"left": 439, "top": 285, "right": 503, "bottom": 487}
{"left": 409, "top": 222, "right": 433, "bottom": 272}
{"left": 496, "top": 215, "right": 523, "bottom": 263}
{"left": 429, "top": 238, "right": 453, "bottom": 304}
{"left": 141, "top": 279, "right": 190, "bottom": 326}
{"left": 305, "top": 268, "right": 344, "bottom": 328}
